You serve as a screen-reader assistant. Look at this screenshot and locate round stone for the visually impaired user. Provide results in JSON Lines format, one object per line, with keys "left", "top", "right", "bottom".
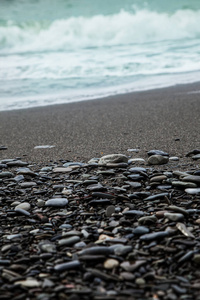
{"left": 148, "top": 155, "right": 169, "bottom": 165}
{"left": 105, "top": 205, "right": 115, "bottom": 217}
{"left": 104, "top": 258, "right": 119, "bottom": 269}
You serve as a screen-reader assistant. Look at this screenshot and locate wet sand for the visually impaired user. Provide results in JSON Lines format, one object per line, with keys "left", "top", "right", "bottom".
{"left": 0, "top": 82, "right": 200, "bottom": 164}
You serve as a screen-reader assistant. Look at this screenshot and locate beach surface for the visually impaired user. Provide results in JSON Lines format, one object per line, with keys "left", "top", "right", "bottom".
{"left": 0, "top": 82, "right": 200, "bottom": 164}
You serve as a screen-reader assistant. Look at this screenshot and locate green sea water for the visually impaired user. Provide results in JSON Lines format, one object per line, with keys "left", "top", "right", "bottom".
{"left": 0, "top": 0, "right": 200, "bottom": 110}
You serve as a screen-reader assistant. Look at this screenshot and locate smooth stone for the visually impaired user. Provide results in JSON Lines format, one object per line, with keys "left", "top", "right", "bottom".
{"left": 0, "top": 171, "right": 13, "bottom": 178}
{"left": 105, "top": 205, "right": 115, "bottom": 217}
{"left": 182, "top": 175, "right": 200, "bottom": 184}
{"left": 37, "top": 199, "right": 45, "bottom": 207}
{"left": 15, "top": 202, "right": 31, "bottom": 211}
{"left": 39, "top": 242, "right": 56, "bottom": 253}
{"left": 186, "top": 149, "right": 200, "bottom": 157}
{"left": 148, "top": 155, "right": 169, "bottom": 165}
{"left": 136, "top": 278, "right": 146, "bottom": 285}
{"left": 140, "top": 231, "right": 169, "bottom": 241}
{"left": 169, "top": 156, "right": 179, "bottom": 161}
{"left": 15, "top": 208, "right": 31, "bottom": 216}
{"left": 98, "top": 154, "right": 128, "bottom": 165}
{"left": 45, "top": 198, "right": 68, "bottom": 207}
{"left": 185, "top": 188, "right": 200, "bottom": 195}
{"left": 58, "top": 236, "right": 80, "bottom": 246}
{"left": 193, "top": 254, "right": 200, "bottom": 264}
{"left": 15, "top": 279, "right": 41, "bottom": 287}
{"left": 148, "top": 150, "right": 169, "bottom": 156}
{"left": 54, "top": 260, "right": 81, "bottom": 272}
{"left": 192, "top": 154, "right": 200, "bottom": 160}
{"left": 6, "top": 160, "right": 28, "bottom": 167}
{"left": 164, "top": 212, "right": 184, "bottom": 222}
{"left": 127, "top": 149, "right": 140, "bottom": 152}
{"left": 13, "top": 175, "right": 24, "bottom": 182}
{"left": 144, "top": 193, "right": 168, "bottom": 201}
{"left": 120, "top": 272, "right": 135, "bottom": 280}
{"left": 113, "top": 245, "right": 132, "bottom": 256}
{"left": 63, "top": 162, "right": 84, "bottom": 168}
{"left": 19, "top": 182, "right": 37, "bottom": 188}
{"left": 88, "top": 199, "right": 111, "bottom": 206}
{"left": 172, "top": 181, "right": 197, "bottom": 188}
{"left": 123, "top": 210, "right": 144, "bottom": 217}
{"left": 120, "top": 260, "right": 146, "bottom": 272}
{"left": 78, "top": 246, "right": 112, "bottom": 256}
{"left": 16, "top": 168, "right": 36, "bottom": 176}
{"left": 128, "top": 158, "right": 145, "bottom": 164}
{"left": 138, "top": 215, "right": 157, "bottom": 225}
{"left": 129, "top": 167, "right": 147, "bottom": 173}
{"left": 53, "top": 167, "right": 72, "bottom": 173}
{"left": 150, "top": 175, "right": 167, "bottom": 182}
{"left": 104, "top": 258, "right": 119, "bottom": 269}
{"left": 88, "top": 158, "right": 99, "bottom": 164}
{"left": 124, "top": 181, "right": 142, "bottom": 188}
{"left": 176, "top": 222, "right": 195, "bottom": 238}
{"left": 132, "top": 226, "right": 150, "bottom": 235}
{"left": 34, "top": 145, "right": 55, "bottom": 149}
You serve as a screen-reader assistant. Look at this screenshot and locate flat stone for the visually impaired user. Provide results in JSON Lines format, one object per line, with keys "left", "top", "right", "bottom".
{"left": 34, "top": 145, "right": 55, "bottom": 149}
{"left": 169, "top": 156, "right": 179, "bottom": 161}
{"left": 98, "top": 154, "right": 128, "bottom": 165}
{"left": 54, "top": 260, "right": 81, "bottom": 272}
{"left": 182, "top": 175, "right": 200, "bottom": 184}
{"left": 192, "top": 154, "right": 200, "bottom": 160}
{"left": 45, "top": 198, "right": 68, "bottom": 207}
{"left": 0, "top": 171, "right": 13, "bottom": 178}
{"left": 15, "top": 279, "right": 41, "bottom": 287}
{"left": 19, "top": 182, "right": 37, "bottom": 188}
{"left": 172, "top": 181, "right": 197, "bottom": 188}
{"left": 15, "top": 202, "right": 31, "bottom": 211}
{"left": 148, "top": 155, "right": 169, "bottom": 165}
{"left": 58, "top": 236, "right": 80, "bottom": 246}
{"left": 148, "top": 150, "right": 169, "bottom": 156}
{"left": 164, "top": 212, "right": 184, "bottom": 222}
{"left": 185, "top": 188, "right": 200, "bottom": 195}
{"left": 53, "top": 167, "right": 72, "bottom": 173}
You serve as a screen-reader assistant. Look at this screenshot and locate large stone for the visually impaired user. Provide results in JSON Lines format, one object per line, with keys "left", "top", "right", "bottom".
{"left": 98, "top": 154, "right": 128, "bottom": 165}
{"left": 148, "top": 155, "right": 169, "bottom": 165}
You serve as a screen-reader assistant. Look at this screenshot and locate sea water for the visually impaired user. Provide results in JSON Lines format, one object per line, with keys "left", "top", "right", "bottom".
{"left": 0, "top": 0, "right": 200, "bottom": 111}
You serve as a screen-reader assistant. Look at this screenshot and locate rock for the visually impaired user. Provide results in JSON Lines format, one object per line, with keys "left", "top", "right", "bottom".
{"left": 172, "top": 181, "right": 197, "bottom": 188}
{"left": 54, "top": 260, "right": 81, "bottom": 272}
{"left": 15, "top": 278, "right": 41, "bottom": 287}
{"left": 140, "top": 231, "right": 169, "bottom": 241}
{"left": 148, "top": 150, "right": 169, "bottom": 156}
{"left": 164, "top": 212, "right": 184, "bottom": 222}
{"left": 192, "top": 154, "right": 200, "bottom": 160}
{"left": 193, "top": 254, "right": 200, "bottom": 264}
{"left": 45, "top": 198, "right": 68, "bottom": 207}
{"left": 104, "top": 259, "right": 119, "bottom": 269}
{"left": 0, "top": 171, "right": 13, "bottom": 178}
{"left": 169, "top": 156, "right": 179, "bottom": 161}
{"left": 105, "top": 205, "right": 115, "bottom": 217}
{"left": 53, "top": 167, "right": 72, "bottom": 173}
{"left": 98, "top": 154, "right": 128, "bottom": 165}
{"left": 182, "top": 175, "right": 200, "bottom": 184}
{"left": 148, "top": 155, "right": 169, "bottom": 165}
{"left": 185, "top": 188, "right": 200, "bottom": 195}
{"left": 15, "top": 202, "right": 31, "bottom": 211}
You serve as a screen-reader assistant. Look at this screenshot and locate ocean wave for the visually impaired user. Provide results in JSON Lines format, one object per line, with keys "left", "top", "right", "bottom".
{"left": 1, "top": 8, "right": 200, "bottom": 53}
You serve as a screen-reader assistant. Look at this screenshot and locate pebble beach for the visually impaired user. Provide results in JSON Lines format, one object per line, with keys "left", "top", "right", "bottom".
{"left": 0, "top": 83, "right": 200, "bottom": 300}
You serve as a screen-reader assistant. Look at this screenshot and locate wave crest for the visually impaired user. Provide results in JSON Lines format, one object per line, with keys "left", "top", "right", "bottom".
{"left": 1, "top": 8, "right": 200, "bottom": 53}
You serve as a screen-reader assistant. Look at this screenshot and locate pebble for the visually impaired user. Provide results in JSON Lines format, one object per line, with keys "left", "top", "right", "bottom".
{"left": 148, "top": 155, "right": 169, "bottom": 165}
{"left": 0, "top": 149, "right": 200, "bottom": 299}
{"left": 105, "top": 205, "right": 115, "bottom": 217}
{"left": 45, "top": 198, "right": 68, "bottom": 207}
{"left": 148, "top": 150, "right": 169, "bottom": 156}
{"left": 104, "top": 259, "right": 119, "bottom": 269}
{"left": 98, "top": 154, "right": 128, "bottom": 165}
{"left": 54, "top": 260, "right": 81, "bottom": 272}
{"left": 185, "top": 188, "right": 200, "bottom": 195}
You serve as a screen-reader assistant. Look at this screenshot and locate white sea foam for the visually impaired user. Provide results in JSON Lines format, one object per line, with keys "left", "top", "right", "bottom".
{"left": 1, "top": 9, "right": 200, "bottom": 53}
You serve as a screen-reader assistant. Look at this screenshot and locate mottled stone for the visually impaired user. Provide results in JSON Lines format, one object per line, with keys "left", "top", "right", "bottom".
{"left": 148, "top": 155, "right": 169, "bottom": 165}
{"left": 99, "top": 154, "right": 128, "bottom": 165}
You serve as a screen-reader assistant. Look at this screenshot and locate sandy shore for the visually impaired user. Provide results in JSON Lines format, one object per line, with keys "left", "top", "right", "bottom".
{"left": 0, "top": 82, "right": 200, "bottom": 165}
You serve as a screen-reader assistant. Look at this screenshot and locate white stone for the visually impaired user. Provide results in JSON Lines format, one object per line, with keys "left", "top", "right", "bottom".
{"left": 99, "top": 154, "right": 128, "bottom": 165}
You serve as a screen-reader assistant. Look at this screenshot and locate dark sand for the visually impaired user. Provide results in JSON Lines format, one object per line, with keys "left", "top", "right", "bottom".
{"left": 0, "top": 82, "right": 200, "bottom": 164}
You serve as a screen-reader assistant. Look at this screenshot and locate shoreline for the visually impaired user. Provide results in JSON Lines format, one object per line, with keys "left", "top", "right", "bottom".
{"left": 0, "top": 81, "right": 200, "bottom": 165}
